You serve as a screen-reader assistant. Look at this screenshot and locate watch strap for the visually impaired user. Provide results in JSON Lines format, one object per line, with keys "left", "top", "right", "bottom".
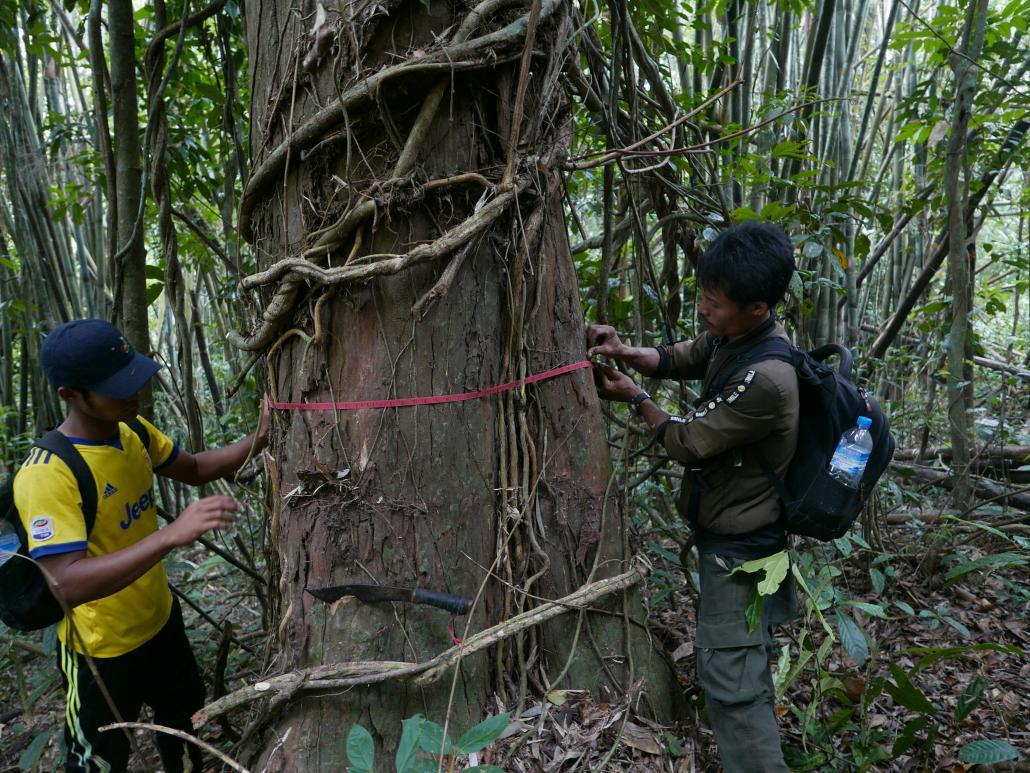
{"left": 629, "top": 390, "right": 651, "bottom": 414}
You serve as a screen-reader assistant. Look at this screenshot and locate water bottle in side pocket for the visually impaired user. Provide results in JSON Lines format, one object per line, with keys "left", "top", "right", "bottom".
{"left": 828, "top": 416, "right": 874, "bottom": 489}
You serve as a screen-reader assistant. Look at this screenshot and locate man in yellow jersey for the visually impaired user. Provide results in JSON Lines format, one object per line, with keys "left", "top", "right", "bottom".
{"left": 13, "top": 319, "right": 269, "bottom": 772}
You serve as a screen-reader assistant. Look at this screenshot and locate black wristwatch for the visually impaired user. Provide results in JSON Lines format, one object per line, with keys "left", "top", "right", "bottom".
{"left": 629, "top": 390, "right": 651, "bottom": 415}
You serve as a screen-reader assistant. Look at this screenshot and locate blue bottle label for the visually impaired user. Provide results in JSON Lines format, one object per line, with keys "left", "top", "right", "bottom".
{"left": 0, "top": 533, "right": 20, "bottom": 566}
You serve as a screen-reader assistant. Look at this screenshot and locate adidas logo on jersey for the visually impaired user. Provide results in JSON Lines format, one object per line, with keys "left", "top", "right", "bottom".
{"left": 102, "top": 482, "right": 118, "bottom": 499}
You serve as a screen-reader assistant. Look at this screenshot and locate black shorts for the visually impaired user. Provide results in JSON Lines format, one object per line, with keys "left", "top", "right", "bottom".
{"left": 57, "top": 597, "right": 206, "bottom": 772}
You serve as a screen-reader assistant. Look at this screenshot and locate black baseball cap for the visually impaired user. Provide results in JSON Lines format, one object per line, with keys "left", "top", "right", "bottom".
{"left": 41, "top": 319, "right": 162, "bottom": 399}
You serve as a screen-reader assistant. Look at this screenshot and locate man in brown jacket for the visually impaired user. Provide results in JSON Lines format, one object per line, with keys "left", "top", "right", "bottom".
{"left": 589, "top": 220, "right": 799, "bottom": 772}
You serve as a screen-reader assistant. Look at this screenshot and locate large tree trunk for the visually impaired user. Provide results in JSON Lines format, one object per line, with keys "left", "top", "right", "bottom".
{"left": 240, "top": 1, "right": 676, "bottom": 768}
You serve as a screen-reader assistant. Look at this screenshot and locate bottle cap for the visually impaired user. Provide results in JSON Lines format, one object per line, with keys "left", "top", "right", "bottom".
{"left": 857, "top": 416, "right": 872, "bottom": 429}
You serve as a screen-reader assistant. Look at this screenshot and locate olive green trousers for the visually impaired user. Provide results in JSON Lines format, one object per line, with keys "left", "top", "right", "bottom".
{"left": 696, "top": 552, "right": 797, "bottom": 773}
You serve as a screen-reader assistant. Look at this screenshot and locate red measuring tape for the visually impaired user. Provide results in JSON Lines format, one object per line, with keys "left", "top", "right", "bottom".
{"left": 269, "top": 360, "right": 594, "bottom": 411}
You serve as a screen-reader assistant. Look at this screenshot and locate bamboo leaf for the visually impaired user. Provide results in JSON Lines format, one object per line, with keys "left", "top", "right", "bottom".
{"left": 955, "top": 677, "right": 987, "bottom": 721}
{"left": 945, "top": 552, "right": 1027, "bottom": 584}
{"left": 885, "top": 664, "right": 936, "bottom": 715}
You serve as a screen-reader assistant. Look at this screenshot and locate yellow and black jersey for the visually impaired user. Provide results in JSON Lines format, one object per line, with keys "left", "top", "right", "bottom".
{"left": 13, "top": 417, "right": 179, "bottom": 658}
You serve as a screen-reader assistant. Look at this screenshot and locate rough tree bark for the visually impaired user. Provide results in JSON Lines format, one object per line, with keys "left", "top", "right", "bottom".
{"left": 108, "top": 0, "right": 152, "bottom": 402}
{"left": 239, "top": 1, "right": 677, "bottom": 768}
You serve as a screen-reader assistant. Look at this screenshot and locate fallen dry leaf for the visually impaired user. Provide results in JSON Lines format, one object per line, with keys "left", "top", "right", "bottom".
{"left": 672, "top": 641, "right": 694, "bottom": 661}
{"left": 621, "top": 721, "right": 663, "bottom": 755}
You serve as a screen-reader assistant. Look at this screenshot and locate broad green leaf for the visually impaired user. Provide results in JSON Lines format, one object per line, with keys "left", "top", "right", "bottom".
{"left": 854, "top": 232, "right": 871, "bottom": 259}
{"left": 417, "top": 720, "right": 454, "bottom": 756}
{"left": 842, "top": 601, "right": 887, "bottom": 619}
{"left": 744, "top": 583, "right": 762, "bottom": 635}
{"left": 146, "top": 281, "right": 165, "bottom": 306}
{"left": 957, "top": 739, "right": 1021, "bottom": 764}
{"left": 835, "top": 611, "right": 869, "bottom": 668}
{"left": 942, "top": 616, "right": 971, "bottom": 639}
{"left": 731, "top": 550, "right": 789, "bottom": 595}
{"left": 760, "top": 200, "right": 794, "bottom": 220}
{"left": 787, "top": 270, "right": 804, "bottom": 303}
{"left": 955, "top": 677, "right": 987, "bottom": 721}
{"left": 885, "top": 664, "right": 936, "bottom": 715}
{"left": 456, "top": 712, "right": 511, "bottom": 755}
{"left": 869, "top": 568, "right": 885, "bottom": 595}
{"left": 346, "top": 724, "right": 374, "bottom": 772}
{"left": 730, "top": 206, "right": 761, "bottom": 221}
{"left": 395, "top": 714, "right": 423, "bottom": 773}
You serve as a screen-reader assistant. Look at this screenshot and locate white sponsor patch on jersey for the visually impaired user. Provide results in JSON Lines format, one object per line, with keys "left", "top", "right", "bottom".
{"left": 30, "top": 516, "right": 54, "bottom": 542}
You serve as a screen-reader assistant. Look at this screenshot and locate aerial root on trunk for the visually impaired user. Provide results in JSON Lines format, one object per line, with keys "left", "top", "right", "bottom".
{"left": 226, "top": 177, "right": 531, "bottom": 354}
{"left": 191, "top": 560, "right": 647, "bottom": 729}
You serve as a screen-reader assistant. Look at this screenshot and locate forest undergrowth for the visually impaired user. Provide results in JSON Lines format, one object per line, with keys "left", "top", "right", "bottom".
{"left": 2, "top": 482, "right": 1027, "bottom": 772}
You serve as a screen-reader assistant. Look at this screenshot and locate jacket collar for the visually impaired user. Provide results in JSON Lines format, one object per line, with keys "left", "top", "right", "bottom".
{"left": 711, "top": 314, "right": 778, "bottom": 353}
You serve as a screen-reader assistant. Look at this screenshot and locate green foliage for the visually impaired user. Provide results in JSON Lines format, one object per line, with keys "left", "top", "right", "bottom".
{"left": 944, "top": 551, "right": 1029, "bottom": 584}
{"left": 957, "top": 739, "right": 1022, "bottom": 764}
{"left": 346, "top": 724, "right": 374, "bottom": 773}
{"left": 17, "top": 729, "right": 52, "bottom": 771}
{"left": 834, "top": 611, "right": 869, "bottom": 668}
{"left": 345, "top": 713, "right": 510, "bottom": 772}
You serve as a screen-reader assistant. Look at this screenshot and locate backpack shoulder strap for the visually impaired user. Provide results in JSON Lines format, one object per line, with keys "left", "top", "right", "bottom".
{"left": 126, "top": 417, "right": 151, "bottom": 456}
{"left": 703, "top": 337, "right": 795, "bottom": 402}
{"left": 34, "top": 431, "right": 98, "bottom": 536}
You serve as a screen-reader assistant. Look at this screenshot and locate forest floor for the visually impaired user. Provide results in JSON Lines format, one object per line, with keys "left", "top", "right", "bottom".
{"left": 1, "top": 513, "right": 1027, "bottom": 771}
{"left": 486, "top": 513, "right": 1029, "bottom": 772}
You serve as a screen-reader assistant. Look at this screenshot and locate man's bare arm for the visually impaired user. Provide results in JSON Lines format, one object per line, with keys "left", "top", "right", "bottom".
{"left": 37, "top": 495, "right": 237, "bottom": 607}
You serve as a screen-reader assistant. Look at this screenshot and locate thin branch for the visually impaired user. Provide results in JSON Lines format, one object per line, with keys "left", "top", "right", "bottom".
{"left": 98, "top": 721, "right": 249, "bottom": 772}
{"left": 192, "top": 563, "right": 645, "bottom": 727}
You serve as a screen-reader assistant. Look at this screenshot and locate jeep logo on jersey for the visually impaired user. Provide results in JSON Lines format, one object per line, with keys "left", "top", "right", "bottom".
{"left": 119, "top": 488, "right": 155, "bottom": 530}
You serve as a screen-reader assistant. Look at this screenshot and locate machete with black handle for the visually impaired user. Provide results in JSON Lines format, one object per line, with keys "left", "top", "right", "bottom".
{"left": 305, "top": 584, "right": 472, "bottom": 615}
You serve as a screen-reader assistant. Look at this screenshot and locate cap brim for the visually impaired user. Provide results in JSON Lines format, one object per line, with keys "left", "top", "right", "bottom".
{"left": 88, "top": 353, "right": 162, "bottom": 399}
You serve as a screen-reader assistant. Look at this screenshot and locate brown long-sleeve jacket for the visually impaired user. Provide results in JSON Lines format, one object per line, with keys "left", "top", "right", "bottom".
{"left": 656, "top": 319, "right": 799, "bottom": 535}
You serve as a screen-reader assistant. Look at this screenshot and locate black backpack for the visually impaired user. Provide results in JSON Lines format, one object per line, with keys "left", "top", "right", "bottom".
{"left": 0, "top": 420, "right": 150, "bottom": 631}
{"left": 704, "top": 339, "right": 895, "bottom": 541}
